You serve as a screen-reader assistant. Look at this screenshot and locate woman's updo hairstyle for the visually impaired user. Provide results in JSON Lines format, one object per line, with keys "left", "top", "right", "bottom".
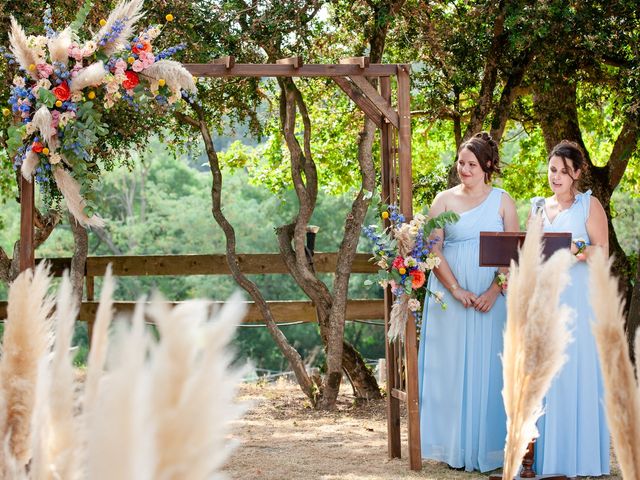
{"left": 458, "top": 132, "right": 501, "bottom": 182}
{"left": 548, "top": 140, "right": 587, "bottom": 181}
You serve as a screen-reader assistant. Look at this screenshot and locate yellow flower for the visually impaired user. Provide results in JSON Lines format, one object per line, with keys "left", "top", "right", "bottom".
{"left": 158, "top": 79, "right": 166, "bottom": 87}
{"left": 381, "top": 211, "right": 389, "bottom": 219}
{"left": 99, "top": 19, "right": 107, "bottom": 26}
{"left": 42, "top": 147, "right": 50, "bottom": 155}
{"left": 2, "top": 108, "right": 10, "bottom": 117}
{"left": 128, "top": 56, "right": 135, "bottom": 64}
{"left": 165, "top": 13, "right": 174, "bottom": 22}
{"left": 29, "top": 64, "right": 36, "bottom": 71}
{"left": 87, "top": 91, "right": 96, "bottom": 100}
{"left": 55, "top": 100, "right": 62, "bottom": 108}
{"left": 398, "top": 267, "right": 406, "bottom": 275}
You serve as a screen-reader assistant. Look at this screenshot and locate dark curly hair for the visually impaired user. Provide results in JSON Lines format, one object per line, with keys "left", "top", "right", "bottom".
{"left": 458, "top": 132, "right": 501, "bottom": 182}
{"left": 548, "top": 140, "right": 587, "bottom": 181}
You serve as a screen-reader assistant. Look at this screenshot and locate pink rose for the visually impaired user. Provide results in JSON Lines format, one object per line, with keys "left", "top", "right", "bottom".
{"left": 36, "top": 63, "right": 53, "bottom": 78}
{"left": 131, "top": 60, "right": 144, "bottom": 72}
{"left": 114, "top": 59, "right": 127, "bottom": 74}
{"left": 392, "top": 256, "right": 405, "bottom": 270}
{"left": 68, "top": 44, "right": 83, "bottom": 62}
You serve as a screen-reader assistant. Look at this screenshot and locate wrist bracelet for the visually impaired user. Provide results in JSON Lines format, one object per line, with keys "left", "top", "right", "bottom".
{"left": 449, "top": 283, "right": 459, "bottom": 292}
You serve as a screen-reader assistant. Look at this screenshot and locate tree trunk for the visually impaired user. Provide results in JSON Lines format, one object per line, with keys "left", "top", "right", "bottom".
{"left": 627, "top": 253, "right": 640, "bottom": 359}
{"left": 69, "top": 213, "right": 88, "bottom": 303}
{"left": 175, "top": 107, "right": 317, "bottom": 404}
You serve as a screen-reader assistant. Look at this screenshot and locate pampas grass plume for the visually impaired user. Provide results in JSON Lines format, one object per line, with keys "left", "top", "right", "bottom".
{"left": 48, "top": 29, "right": 72, "bottom": 66}
{"left": 590, "top": 249, "right": 640, "bottom": 478}
{"left": 92, "top": 0, "right": 145, "bottom": 55}
{"left": 141, "top": 60, "right": 197, "bottom": 94}
{"left": 21, "top": 151, "right": 40, "bottom": 182}
{"left": 0, "top": 263, "right": 54, "bottom": 468}
{"left": 52, "top": 168, "right": 105, "bottom": 228}
{"left": 8, "top": 17, "right": 39, "bottom": 79}
{"left": 69, "top": 62, "right": 107, "bottom": 93}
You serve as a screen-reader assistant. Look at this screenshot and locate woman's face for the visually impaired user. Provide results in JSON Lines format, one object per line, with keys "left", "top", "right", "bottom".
{"left": 548, "top": 155, "right": 579, "bottom": 196}
{"left": 457, "top": 148, "right": 486, "bottom": 187}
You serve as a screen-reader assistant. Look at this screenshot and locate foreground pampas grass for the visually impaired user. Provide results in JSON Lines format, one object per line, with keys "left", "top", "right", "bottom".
{"left": 591, "top": 250, "right": 640, "bottom": 479}
{"left": 501, "top": 216, "right": 574, "bottom": 480}
{"left": 0, "top": 265, "right": 246, "bottom": 479}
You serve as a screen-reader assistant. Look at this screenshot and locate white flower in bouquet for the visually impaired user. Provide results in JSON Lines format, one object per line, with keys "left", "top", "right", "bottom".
{"left": 404, "top": 256, "right": 417, "bottom": 268}
{"left": 408, "top": 298, "right": 421, "bottom": 312}
{"left": 425, "top": 254, "right": 441, "bottom": 270}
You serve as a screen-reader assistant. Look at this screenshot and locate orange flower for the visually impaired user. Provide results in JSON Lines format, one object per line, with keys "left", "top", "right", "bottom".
{"left": 52, "top": 82, "right": 71, "bottom": 102}
{"left": 410, "top": 270, "right": 426, "bottom": 289}
{"left": 31, "top": 141, "right": 44, "bottom": 153}
{"left": 131, "top": 40, "right": 152, "bottom": 54}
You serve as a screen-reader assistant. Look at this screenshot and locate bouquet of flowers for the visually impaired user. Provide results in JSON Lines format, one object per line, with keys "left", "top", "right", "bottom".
{"left": 363, "top": 205, "right": 459, "bottom": 342}
{"left": 4, "top": 0, "right": 196, "bottom": 227}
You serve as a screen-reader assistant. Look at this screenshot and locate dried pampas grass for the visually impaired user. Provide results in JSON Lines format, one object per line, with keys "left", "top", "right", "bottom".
{"left": 141, "top": 60, "right": 197, "bottom": 94}
{"left": 31, "top": 106, "right": 56, "bottom": 149}
{"left": 21, "top": 151, "right": 40, "bottom": 181}
{"left": 48, "top": 29, "right": 72, "bottom": 66}
{"left": 0, "top": 263, "right": 54, "bottom": 469}
{"left": 9, "top": 17, "right": 39, "bottom": 79}
{"left": 53, "top": 168, "right": 105, "bottom": 228}
{"left": 70, "top": 61, "right": 107, "bottom": 93}
{"left": 92, "top": 0, "right": 145, "bottom": 55}
{"left": 590, "top": 250, "right": 640, "bottom": 478}
{"left": 501, "top": 215, "right": 574, "bottom": 480}
{"left": 1, "top": 264, "right": 246, "bottom": 479}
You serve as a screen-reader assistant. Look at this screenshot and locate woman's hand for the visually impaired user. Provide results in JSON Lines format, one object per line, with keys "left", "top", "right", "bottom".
{"left": 474, "top": 285, "right": 501, "bottom": 313}
{"left": 451, "top": 288, "right": 477, "bottom": 308}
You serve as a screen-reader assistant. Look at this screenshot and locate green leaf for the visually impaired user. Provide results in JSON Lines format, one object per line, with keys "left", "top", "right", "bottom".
{"left": 6, "top": 124, "right": 26, "bottom": 157}
{"left": 70, "top": 0, "right": 94, "bottom": 33}
{"left": 38, "top": 88, "right": 57, "bottom": 108}
{"left": 424, "top": 211, "right": 460, "bottom": 235}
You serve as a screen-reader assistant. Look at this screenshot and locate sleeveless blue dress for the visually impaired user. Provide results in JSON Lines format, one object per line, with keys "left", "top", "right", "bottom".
{"left": 532, "top": 190, "right": 610, "bottom": 477}
{"left": 418, "top": 187, "right": 507, "bottom": 472}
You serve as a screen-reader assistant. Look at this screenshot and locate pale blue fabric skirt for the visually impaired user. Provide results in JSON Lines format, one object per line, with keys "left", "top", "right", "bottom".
{"left": 534, "top": 262, "right": 610, "bottom": 477}
{"left": 418, "top": 238, "right": 507, "bottom": 472}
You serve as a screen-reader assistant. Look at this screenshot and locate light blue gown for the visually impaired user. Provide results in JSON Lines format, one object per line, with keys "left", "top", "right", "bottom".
{"left": 533, "top": 190, "right": 610, "bottom": 477}
{"left": 418, "top": 187, "right": 507, "bottom": 472}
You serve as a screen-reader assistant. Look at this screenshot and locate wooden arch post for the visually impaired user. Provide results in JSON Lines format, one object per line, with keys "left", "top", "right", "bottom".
{"left": 17, "top": 57, "right": 421, "bottom": 470}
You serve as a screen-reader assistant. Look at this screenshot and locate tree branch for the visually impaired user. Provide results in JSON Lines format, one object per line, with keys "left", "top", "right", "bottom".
{"left": 608, "top": 115, "right": 640, "bottom": 190}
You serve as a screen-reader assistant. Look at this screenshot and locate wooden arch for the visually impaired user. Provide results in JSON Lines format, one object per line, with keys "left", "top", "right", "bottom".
{"left": 17, "top": 56, "right": 421, "bottom": 471}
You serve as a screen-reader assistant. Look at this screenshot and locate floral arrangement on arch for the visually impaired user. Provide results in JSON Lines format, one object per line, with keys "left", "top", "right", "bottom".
{"left": 3, "top": 0, "right": 196, "bottom": 227}
{"left": 363, "top": 206, "right": 459, "bottom": 342}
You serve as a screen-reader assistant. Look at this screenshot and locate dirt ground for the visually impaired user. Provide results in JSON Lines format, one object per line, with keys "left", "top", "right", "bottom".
{"left": 223, "top": 380, "right": 622, "bottom": 480}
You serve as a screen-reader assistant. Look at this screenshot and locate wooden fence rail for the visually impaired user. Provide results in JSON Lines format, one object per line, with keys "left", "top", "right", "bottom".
{"left": 2, "top": 253, "right": 384, "bottom": 324}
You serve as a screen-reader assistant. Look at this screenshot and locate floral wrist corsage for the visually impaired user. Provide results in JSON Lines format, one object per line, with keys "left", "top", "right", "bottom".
{"left": 495, "top": 271, "right": 508, "bottom": 294}
{"left": 573, "top": 238, "right": 588, "bottom": 259}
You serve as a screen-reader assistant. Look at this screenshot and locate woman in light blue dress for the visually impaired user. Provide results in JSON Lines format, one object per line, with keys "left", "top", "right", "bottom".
{"left": 418, "top": 132, "right": 519, "bottom": 472}
{"left": 531, "top": 140, "right": 610, "bottom": 477}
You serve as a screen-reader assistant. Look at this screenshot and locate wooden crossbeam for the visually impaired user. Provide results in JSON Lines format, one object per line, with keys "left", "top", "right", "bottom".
{"left": 349, "top": 76, "right": 399, "bottom": 129}
{"left": 185, "top": 63, "right": 398, "bottom": 78}
{"left": 276, "top": 56, "right": 303, "bottom": 68}
{"left": 29, "top": 253, "right": 378, "bottom": 277}
{"left": 332, "top": 77, "right": 383, "bottom": 128}
{"left": 0, "top": 299, "right": 384, "bottom": 324}
{"left": 212, "top": 55, "right": 235, "bottom": 68}
{"left": 340, "top": 56, "right": 371, "bottom": 69}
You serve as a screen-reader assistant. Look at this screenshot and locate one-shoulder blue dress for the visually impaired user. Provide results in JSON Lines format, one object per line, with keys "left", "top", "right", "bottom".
{"left": 418, "top": 187, "right": 507, "bottom": 472}
{"left": 532, "top": 190, "right": 610, "bottom": 477}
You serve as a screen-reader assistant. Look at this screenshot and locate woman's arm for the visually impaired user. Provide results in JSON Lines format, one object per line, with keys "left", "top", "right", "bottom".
{"left": 575, "top": 196, "right": 608, "bottom": 261}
